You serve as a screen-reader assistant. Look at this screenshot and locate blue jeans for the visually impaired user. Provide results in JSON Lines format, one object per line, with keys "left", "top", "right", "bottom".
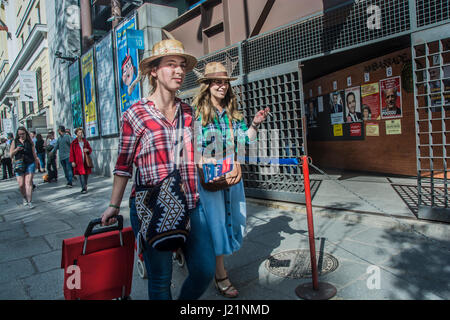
{"left": 60, "top": 158, "right": 73, "bottom": 184}
{"left": 37, "top": 153, "right": 45, "bottom": 170}
{"left": 129, "top": 197, "right": 216, "bottom": 300}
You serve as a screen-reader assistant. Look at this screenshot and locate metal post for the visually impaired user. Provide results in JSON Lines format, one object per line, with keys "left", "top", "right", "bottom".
{"left": 295, "top": 156, "right": 337, "bottom": 300}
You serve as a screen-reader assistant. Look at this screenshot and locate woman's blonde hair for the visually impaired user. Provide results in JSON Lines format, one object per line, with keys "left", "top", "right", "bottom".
{"left": 139, "top": 58, "right": 161, "bottom": 96}
{"left": 193, "top": 81, "right": 243, "bottom": 126}
{"left": 75, "top": 127, "right": 84, "bottom": 135}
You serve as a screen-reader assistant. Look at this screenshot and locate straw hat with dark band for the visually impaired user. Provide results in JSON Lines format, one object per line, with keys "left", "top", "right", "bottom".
{"left": 138, "top": 39, "right": 197, "bottom": 73}
{"left": 197, "top": 62, "right": 237, "bottom": 83}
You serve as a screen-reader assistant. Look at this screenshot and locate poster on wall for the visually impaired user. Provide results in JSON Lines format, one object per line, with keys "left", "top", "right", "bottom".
{"left": 329, "top": 91, "right": 344, "bottom": 124}
{"left": 305, "top": 97, "right": 318, "bottom": 128}
{"left": 365, "top": 122, "right": 379, "bottom": 136}
{"left": 380, "top": 76, "right": 402, "bottom": 119}
{"left": 68, "top": 60, "right": 84, "bottom": 130}
{"left": 115, "top": 14, "right": 141, "bottom": 114}
{"left": 361, "top": 82, "right": 381, "bottom": 120}
{"left": 81, "top": 48, "right": 99, "bottom": 138}
{"left": 95, "top": 32, "right": 119, "bottom": 136}
{"left": 344, "top": 87, "right": 362, "bottom": 123}
{"left": 19, "top": 71, "right": 37, "bottom": 102}
{"left": 386, "top": 119, "right": 402, "bottom": 135}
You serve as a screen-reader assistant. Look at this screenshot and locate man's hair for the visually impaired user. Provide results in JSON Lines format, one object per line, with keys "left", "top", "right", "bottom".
{"left": 346, "top": 92, "right": 356, "bottom": 105}
{"left": 58, "top": 125, "right": 65, "bottom": 132}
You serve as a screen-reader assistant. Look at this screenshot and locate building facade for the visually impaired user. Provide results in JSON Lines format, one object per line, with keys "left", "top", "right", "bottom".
{"left": 0, "top": 0, "right": 53, "bottom": 137}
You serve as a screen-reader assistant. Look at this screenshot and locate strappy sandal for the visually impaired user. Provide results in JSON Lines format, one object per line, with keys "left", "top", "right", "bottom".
{"left": 214, "top": 276, "right": 239, "bottom": 298}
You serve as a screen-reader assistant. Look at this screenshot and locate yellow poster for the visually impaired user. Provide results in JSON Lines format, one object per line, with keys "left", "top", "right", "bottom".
{"left": 386, "top": 119, "right": 402, "bottom": 135}
{"left": 81, "top": 49, "right": 99, "bottom": 138}
{"left": 366, "top": 122, "right": 379, "bottom": 136}
{"left": 333, "top": 124, "right": 343, "bottom": 136}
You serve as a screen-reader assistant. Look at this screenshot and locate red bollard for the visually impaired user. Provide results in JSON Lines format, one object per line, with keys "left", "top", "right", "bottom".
{"left": 295, "top": 156, "right": 337, "bottom": 300}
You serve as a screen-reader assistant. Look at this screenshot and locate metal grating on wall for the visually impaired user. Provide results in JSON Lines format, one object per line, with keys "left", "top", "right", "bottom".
{"left": 413, "top": 35, "right": 450, "bottom": 222}
{"left": 243, "top": 0, "right": 411, "bottom": 74}
{"left": 239, "top": 72, "right": 305, "bottom": 198}
{"left": 416, "top": 0, "right": 450, "bottom": 27}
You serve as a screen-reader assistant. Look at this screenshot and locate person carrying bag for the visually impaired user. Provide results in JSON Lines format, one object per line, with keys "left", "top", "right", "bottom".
{"left": 100, "top": 39, "right": 216, "bottom": 300}
{"left": 192, "top": 61, "right": 270, "bottom": 298}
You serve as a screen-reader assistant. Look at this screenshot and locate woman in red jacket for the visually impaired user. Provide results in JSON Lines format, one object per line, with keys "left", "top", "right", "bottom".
{"left": 70, "top": 128, "right": 92, "bottom": 194}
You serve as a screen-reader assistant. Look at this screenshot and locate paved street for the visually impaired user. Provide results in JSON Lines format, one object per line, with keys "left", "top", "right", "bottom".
{"left": 0, "top": 171, "right": 449, "bottom": 300}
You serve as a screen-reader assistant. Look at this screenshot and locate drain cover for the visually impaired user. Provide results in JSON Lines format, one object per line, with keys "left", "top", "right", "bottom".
{"left": 265, "top": 249, "right": 339, "bottom": 279}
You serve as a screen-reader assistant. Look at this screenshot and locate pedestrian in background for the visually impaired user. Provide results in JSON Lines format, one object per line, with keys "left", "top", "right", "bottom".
{"left": 0, "top": 138, "right": 13, "bottom": 179}
{"left": 35, "top": 133, "right": 46, "bottom": 173}
{"left": 9, "top": 127, "right": 39, "bottom": 209}
{"left": 45, "top": 131, "right": 58, "bottom": 182}
{"left": 100, "top": 39, "right": 216, "bottom": 300}
{"left": 51, "top": 125, "right": 73, "bottom": 187}
{"left": 69, "top": 128, "right": 92, "bottom": 194}
{"left": 192, "top": 61, "right": 270, "bottom": 298}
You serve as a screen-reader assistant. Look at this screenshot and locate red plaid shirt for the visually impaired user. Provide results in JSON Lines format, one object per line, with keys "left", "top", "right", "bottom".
{"left": 113, "top": 98, "right": 199, "bottom": 209}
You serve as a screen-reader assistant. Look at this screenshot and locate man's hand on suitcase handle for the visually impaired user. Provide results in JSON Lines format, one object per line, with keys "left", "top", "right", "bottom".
{"left": 101, "top": 205, "right": 120, "bottom": 226}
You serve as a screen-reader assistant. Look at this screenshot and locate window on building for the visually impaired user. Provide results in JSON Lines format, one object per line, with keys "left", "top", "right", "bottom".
{"left": 28, "top": 101, "right": 34, "bottom": 114}
{"left": 36, "top": 3, "right": 41, "bottom": 24}
{"left": 36, "top": 68, "right": 43, "bottom": 110}
{"left": 22, "top": 101, "right": 26, "bottom": 117}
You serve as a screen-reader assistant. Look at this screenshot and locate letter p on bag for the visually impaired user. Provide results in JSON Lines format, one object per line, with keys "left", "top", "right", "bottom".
{"left": 66, "top": 265, "right": 81, "bottom": 290}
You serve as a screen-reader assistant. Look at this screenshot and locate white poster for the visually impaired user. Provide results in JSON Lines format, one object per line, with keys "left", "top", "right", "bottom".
{"left": 19, "top": 70, "right": 37, "bottom": 102}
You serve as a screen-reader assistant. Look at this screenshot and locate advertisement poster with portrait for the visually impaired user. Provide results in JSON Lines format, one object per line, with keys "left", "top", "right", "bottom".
{"left": 81, "top": 49, "right": 99, "bottom": 138}
{"left": 305, "top": 97, "right": 318, "bottom": 128}
{"left": 115, "top": 14, "right": 141, "bottom": 114}
{"left": 95, "top": 32, "right": 119, "bottom": 137}
{"left": 361, "top": 82, "right": 381, "bottom": 120}
{"left": 344, "top": 87, "right": 362, "bottom": 123}
{"left": 68, "top": 60, "right": 84, "bottom": 130}
{"left": 380, "top": 76, "right": 402, "bottom": 119}
{"left": 329, "top": 91, "right": 344, "bottom": 124}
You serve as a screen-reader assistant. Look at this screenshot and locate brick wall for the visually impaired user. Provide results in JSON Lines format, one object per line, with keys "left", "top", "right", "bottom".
{"left": 303, "top": 48, "right": 417, "bottom": 176}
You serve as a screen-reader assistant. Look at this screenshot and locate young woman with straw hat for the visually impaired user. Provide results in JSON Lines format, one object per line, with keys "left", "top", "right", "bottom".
{"left": 101, "top": 39, "right": 216, "bottom": 300}
{"left": 193, "top": 61, "right": 270, "bottom": 298}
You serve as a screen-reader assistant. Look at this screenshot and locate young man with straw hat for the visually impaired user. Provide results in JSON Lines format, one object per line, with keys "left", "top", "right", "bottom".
{"left": 101, "top": 39, "right": 216, "bottom": 300}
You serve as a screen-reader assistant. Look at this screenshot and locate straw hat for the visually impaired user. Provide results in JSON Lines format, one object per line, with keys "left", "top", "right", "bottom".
{"left": 197, "top": 62, "right": 237, "bottom": 83}
{"left": 138, "top": 39, "right": 197, "bottom": 73}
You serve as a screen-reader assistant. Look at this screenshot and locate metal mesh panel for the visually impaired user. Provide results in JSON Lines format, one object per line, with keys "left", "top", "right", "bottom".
{"left": 238, "top": 72, "right": 305, "bottom": 194}
{"left": 243, "top": 0, "right": 410, "bottom": 73}
{"left": 416, "top": 0, "right": 450, "bottom": 27}
{"left": 413, "top": 37, "right": 450, "bottom": 214}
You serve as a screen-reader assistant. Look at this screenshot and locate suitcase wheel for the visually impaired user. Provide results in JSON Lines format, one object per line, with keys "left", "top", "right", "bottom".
{"left": 173, "top": 250, "right": 185, "bottom": 268}
{"left": 137, "top": 258, "right": 147, "bottom": 279}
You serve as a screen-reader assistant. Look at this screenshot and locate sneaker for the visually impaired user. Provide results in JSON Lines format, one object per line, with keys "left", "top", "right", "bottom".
{"left": 23, "top": 199, "right": 28, "bottom": 206}
{"left": 27, "top": 202, "right": 34, "bottom": 209}
{"left": 67, "top": 183, "right": 73, "bottom": 188}
{"left": 81, "top": 188, "right": 87, "bottom": 194}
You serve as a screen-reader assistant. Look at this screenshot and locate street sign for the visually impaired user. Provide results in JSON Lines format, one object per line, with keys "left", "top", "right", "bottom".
{"left": 126, "top": 29, "right": 144, "bottom": 50}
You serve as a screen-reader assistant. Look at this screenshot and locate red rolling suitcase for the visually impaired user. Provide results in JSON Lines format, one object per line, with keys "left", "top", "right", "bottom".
{"left": 61, "top": 215, "right": 135, "bottom": 300}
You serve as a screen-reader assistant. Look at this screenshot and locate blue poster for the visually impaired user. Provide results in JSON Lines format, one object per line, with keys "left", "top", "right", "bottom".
{"left": 115, "top": 15, "right": 141, "bottom": 114}
{"left": 68, "top": 60, "right": 84, "bottom": 130}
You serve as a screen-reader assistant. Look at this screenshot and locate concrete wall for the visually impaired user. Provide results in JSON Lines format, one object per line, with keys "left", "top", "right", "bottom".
{"left": 46, "top": 0, "right": 80, "bottom": 133}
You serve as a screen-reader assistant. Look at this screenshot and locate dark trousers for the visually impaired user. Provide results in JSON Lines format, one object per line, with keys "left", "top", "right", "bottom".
{"left": 47, "top": 157, "right": 57, "bottom": 181}
{"left": 1, "top": 158, "right": 13, "bottom": 179}
{"left": 79, "top": 174, "right": 89, "bottom": 190}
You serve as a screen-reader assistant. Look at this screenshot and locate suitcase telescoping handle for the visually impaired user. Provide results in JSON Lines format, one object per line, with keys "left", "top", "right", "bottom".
{"left": 82, "top": 215, "right": 124, "bottom": 255}
{"left": 84, "top": 215, "right": 123, "bottom": 237}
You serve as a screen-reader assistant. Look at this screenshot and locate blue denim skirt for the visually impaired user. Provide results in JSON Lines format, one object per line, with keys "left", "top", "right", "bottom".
{"left": 197, "top": 179, "right": 247, "bottom": 256}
